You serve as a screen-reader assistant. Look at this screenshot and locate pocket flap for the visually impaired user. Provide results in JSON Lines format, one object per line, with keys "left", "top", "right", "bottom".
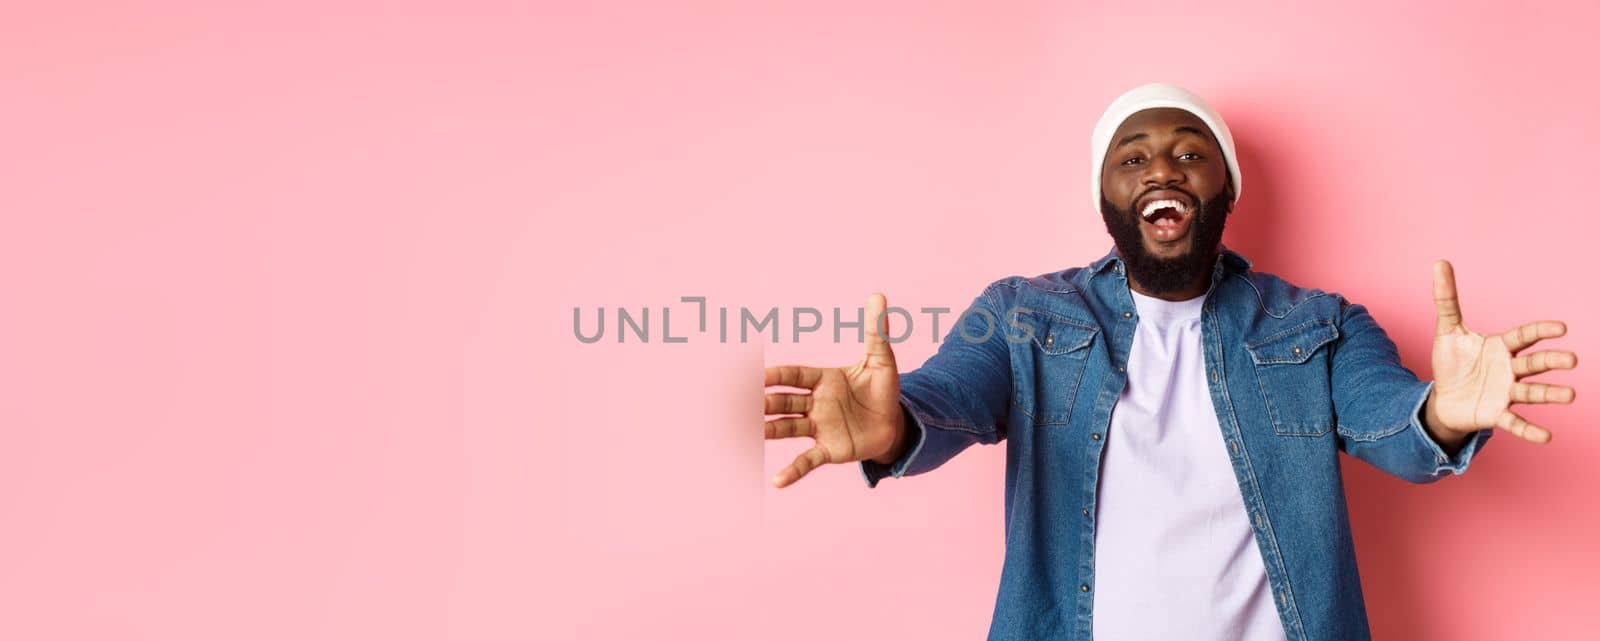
{"left": 1015, "top": 310, "right": 1098, "bottom": 355}
{"left": 1246, "top": 320, "right": 1339, "bottom": 365}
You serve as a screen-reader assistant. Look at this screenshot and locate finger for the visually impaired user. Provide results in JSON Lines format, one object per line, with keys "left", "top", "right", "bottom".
{"left": 1433, "top": 260, "right": 1464, "bottom": 335}
{"left": 1495, "top": 410, "right": 1552, "bottom": 443}
{"left": 1501, "top": 320, "right": 1567, "bottom": 353}
{"left": 772, "top": 446, "right": 829, "bottom": 488}
{"left": 864, "top": 292, "right": 897, "bottom": 369}
{"left": 764, "top": 393, "right": 812, "bottom": 415}
{"left": 1511, "top": 382, "right": 1577, "bottom": 405}
{"left": 1512, "top": 350, "right": 1580, "bottom": 377}
{"left": 764, "top": 416, "right": 815, "bottom": 440}
{"left": 764, "top": 365, "right": 823, "bottom": 389}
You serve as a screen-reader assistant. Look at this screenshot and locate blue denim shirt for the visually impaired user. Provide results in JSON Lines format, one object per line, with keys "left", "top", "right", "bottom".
{"left": 861, "top": 246, "right": 1493, "bottom": 641}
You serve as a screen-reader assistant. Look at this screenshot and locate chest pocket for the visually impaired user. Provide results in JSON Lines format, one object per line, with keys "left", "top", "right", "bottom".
{"left": 1245, "top": 319, "right": 1339, "bottom": 436}
{"left": 1014, "top": 310, "right": 1098, "bottom": 427}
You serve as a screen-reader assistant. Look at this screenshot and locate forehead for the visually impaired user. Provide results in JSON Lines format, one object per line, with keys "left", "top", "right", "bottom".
{"left": 1108, "top": 107, "right": 1218, "bottom": 149}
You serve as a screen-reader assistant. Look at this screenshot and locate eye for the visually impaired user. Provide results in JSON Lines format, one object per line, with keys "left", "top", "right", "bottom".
{"left": 1178, "top": 152, "right": 1203, "bottom": 161}
{"left": 1120, "top": 156, "right": 1144, "bottom": 166}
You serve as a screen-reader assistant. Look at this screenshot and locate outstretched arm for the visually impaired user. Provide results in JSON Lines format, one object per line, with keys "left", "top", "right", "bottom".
{"left": 1332, "top": 260, "right": 1578, "bottom": 483}
{"left": 762, "top": 285, "right": 1015, "bottom": 489}
{"left": 858, "top": 284, "right": 1015, "bottom": 488}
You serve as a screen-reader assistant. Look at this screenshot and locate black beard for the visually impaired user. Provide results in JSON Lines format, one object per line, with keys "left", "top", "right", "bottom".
{"left": 1099, "top": 188, "right": 1233, "bottom": 296}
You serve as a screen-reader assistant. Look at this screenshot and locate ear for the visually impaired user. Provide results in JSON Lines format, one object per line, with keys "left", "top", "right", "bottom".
{"left": 1222, "top": 171, "right": 1238, "bottom": 212}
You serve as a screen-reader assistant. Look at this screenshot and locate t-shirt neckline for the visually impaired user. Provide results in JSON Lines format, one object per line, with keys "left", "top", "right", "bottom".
{"left": 1128, "top": 288, "right": 1207, "bottom": 322}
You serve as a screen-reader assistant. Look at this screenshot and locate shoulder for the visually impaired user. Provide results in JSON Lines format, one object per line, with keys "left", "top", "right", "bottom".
{"left": 977, "top": 266, "right": 1092, "bottom": 303}
{"left": 1225, "top": 268, "right": 1347, "bottom": 319}
{"left": 964, "top": 267, "right": 1100, "bottom": 328}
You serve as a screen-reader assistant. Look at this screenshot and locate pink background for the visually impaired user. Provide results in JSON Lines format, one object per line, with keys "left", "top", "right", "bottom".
{"left": 2, "top": 1, "right": 1596, "bottom": 639}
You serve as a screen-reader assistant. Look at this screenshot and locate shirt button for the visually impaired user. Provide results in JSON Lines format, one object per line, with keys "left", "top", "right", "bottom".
{"left": 1292, "top": 346, "right": 1302, "bottom": 355}
{"left": 1080, "top": 584, "right": 1090, "bottom": 593}
{"left": 1083, "top": 507, "right": 1090, "bottom": 517}
{"left": 1229, "top": 440, "right": 1239, "bottom": 453}
{"left": 1210, "top": 369, "right": 1219, "bottom": 382}
{"left": 1254, "top": 513, "right": 1264, "bottom": 528}
{"left": 1122, "top": 311, "right": 1133, "bottom": 318}
{"left": 1115, "top": 365, "right": 1125, "bottom": 373}
{"left": 1044, "top": 334, "right": 1054, "bottom": 346}
{"left": 1091, "top": 433, "right": 1101, "bottom": 441}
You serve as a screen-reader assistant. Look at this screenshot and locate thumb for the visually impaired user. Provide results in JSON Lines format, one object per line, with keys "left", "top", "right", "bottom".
{"left": 864, "top": 292, "right": 897, "bottom": 368}
{"left": 1433, "top": 259, "right": 1464, "bottom": 335}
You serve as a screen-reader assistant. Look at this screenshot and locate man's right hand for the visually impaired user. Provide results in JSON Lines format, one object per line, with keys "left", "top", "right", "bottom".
{"left": 765, "top": 292, "right": 907, "bottom": 488}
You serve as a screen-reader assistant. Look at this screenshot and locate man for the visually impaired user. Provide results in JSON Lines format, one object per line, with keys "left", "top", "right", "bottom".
{"left": 761, "top": 84, "right": 1579, "bottom": 641}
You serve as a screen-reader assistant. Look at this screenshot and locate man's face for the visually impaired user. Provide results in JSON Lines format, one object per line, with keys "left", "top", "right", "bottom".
{"left": 1099, "top": 107, "right": 1234, "bottom": 294}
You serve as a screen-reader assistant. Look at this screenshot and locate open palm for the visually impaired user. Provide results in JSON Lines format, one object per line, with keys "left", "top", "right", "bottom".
{"left": 1427, "top": 260, "right": 1578, "bottom": 443}
{"left": 764, "top": 293, "right": 905, "bottom": 488}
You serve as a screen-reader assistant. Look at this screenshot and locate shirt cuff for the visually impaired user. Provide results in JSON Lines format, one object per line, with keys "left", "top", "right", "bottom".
{"left": 859, "top": 403, "right": 927, "bottom": 488}
{"left": 1410, "top": 380, "right": 1494, "bottom": 476}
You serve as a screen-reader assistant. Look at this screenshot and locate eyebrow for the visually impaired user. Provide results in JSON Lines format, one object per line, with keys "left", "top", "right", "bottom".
{"left": 1115, "top": 126, "right": 1209, "bottom": 149}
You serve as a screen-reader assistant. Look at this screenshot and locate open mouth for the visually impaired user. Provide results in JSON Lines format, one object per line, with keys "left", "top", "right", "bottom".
{"left": 1139, "top": 197, "right": 1194, "bottom": 242}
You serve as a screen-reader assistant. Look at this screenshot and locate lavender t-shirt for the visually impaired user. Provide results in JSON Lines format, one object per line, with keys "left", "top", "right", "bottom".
{"left": 1091, "top": 288, "right": 1286, "bottom": 640}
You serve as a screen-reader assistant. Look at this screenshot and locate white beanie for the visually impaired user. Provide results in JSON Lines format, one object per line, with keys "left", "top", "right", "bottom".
{"left": 1090, "top": 83, "right": 1242, "bottom": 215}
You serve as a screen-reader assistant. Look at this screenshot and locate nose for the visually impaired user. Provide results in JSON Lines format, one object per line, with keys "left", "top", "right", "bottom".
{"left": 1142, "top": 154, "right": 1185, "bottom": 187}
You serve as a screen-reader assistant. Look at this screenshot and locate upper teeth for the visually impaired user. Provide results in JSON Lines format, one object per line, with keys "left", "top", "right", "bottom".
{"left": 1141, "top": 199, "right": 1190, "bottom": 218}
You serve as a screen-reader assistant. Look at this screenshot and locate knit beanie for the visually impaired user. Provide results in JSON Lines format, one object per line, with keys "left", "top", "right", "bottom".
{"left": 1090, "top": 83, "right": 1242, "bottom": 215}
